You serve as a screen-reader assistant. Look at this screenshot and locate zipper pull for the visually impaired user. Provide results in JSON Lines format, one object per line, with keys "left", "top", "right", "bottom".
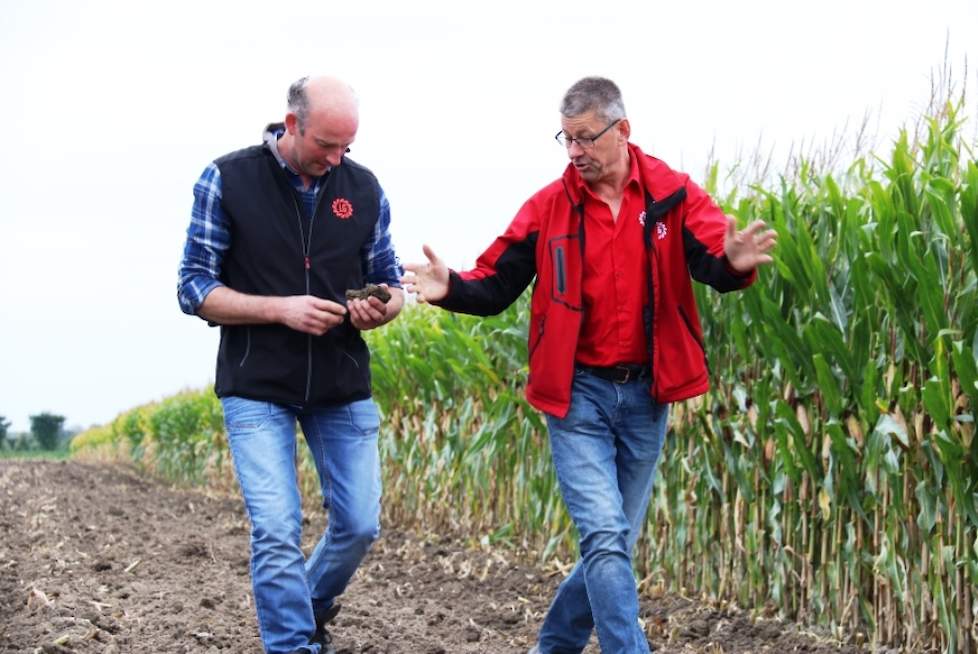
{"left": 304, "top": 256, "right": 311, "bottom": 270}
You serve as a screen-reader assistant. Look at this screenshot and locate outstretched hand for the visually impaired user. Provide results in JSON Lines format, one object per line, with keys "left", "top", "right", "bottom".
{"left": 724, "top": 217, "right": 777, "bottom": 273}
{"left": 400, "top": 244, "right": 450, "bottom": 303}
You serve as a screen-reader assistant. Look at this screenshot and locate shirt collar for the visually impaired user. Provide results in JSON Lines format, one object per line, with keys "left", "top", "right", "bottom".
{"left": 625, "top": 150, "right": 641, "bottom": 189}
{"left": 574, "top": 149, "right": 642, "bottom": 199}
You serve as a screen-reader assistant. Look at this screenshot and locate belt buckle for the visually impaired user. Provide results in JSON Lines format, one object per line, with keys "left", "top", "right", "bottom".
{"left": 613, "top": 365, "right": 632, "bottom": 384}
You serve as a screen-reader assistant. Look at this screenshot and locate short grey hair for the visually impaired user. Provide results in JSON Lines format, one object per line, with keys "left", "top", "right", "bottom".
{"left": 287, "top": 76, "right": 311, "bottom": 132}
{"left": 559, "top": 77, "right": 626, "bottom": 123}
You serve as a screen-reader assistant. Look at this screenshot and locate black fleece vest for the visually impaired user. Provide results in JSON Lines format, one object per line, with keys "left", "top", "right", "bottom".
{"left": 212, "top": 140, "right": 380, "bottom": 406}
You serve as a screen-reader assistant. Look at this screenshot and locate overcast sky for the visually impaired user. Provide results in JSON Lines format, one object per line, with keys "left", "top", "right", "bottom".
{"left": 1, "top": 0, "right": 976, "bottom": 432}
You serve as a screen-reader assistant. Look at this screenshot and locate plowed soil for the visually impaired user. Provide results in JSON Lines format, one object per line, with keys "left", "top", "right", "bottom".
{"left": 0, "top": 461, "right": 859, "bottom": 653}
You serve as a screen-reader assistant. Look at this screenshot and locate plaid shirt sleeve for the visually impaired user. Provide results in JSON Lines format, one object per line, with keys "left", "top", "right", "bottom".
{"left": 361, "top": 186, "right": 404, "bottom": 286}
{"left": 177, "top": 163, "right": 229, "bottom": 316}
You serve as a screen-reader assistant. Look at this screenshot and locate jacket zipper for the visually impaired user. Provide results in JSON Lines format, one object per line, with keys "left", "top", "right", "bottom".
{"left": 642, "top": 193, "right": 658, "bottom": 400}
{"left": 290, "top": 191, "right": 328, "bottom": 403}
{"left": 648, "top": 245, "right": 658, "bottom": 399}
{"left": 555, "top": 247, "right": 566, "bottom": 294}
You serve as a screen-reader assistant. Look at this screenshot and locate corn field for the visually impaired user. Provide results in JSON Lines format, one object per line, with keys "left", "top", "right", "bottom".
{"left": 73, "top": 101, "right": 977, "bottom": 651}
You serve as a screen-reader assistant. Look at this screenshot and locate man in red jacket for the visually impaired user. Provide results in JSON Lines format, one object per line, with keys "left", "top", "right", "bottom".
{"left": 402, "top": 77, "right": 775, "bottom": 654}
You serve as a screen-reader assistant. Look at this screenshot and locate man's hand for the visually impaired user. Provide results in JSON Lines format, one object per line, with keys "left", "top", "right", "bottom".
{"left": 198, "top": 287, "right": 347, "bottom": 334}
{"left": 348, "top": 284, "right": 394, "bottom": 330}
{"left": 724, "top": 217, "right": 777, "bottom": 273}
{"left": 400, "top": 244, "right": 450, "bottom": 303}
{"left": 276, "top": 295, "right": 347, "bottom": 335}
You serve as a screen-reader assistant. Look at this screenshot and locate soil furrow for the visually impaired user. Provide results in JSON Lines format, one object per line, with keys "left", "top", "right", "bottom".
{"left": 0, "top": 461, "right": 857, "bottom": 653}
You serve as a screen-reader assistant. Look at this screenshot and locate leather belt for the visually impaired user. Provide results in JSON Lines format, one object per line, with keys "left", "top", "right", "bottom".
{"left": 576, "top": 364, "right": 650, "bottom": 384}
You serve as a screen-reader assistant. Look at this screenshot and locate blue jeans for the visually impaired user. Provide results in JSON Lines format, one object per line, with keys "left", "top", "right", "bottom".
{"left": 221, "top": 396, "right": 382, "bottom": 654}
{"left": 536, "top": 369, "right": 669, "bottom": 654}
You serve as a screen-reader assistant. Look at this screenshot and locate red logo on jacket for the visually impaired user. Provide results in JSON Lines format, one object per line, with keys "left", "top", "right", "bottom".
{"left": 332, "top": 198, "right": 353, "bottom": 219}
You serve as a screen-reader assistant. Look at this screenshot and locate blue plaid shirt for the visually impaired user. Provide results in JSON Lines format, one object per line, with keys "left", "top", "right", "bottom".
{"left": 178, "top": 129, "right": 403, "bottom": 316}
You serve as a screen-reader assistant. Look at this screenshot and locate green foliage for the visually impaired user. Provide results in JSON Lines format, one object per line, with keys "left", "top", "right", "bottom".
{"left": 669, "top": 100, "right": 978, "bottom": 650}
{"left": 0, "top": 447, "right": 70, "bottom": 460}
{"left": 0, "top": 415, "right": 10, "bottom": 449}
{"left": 71, "top": 390, "right": 226, "bottom": 486}
{"left": 148, "top": 391, "right": 224, "bottom": 483}
{"left": 29, "top": 412, "right": 65, "bottom": 450}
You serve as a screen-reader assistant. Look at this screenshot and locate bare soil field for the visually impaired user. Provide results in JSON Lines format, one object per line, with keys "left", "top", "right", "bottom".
{"left": 0, "top": 460, "right": 860, "bottom": 653}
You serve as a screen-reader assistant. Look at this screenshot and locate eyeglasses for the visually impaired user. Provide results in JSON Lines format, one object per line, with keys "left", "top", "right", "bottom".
{"left": 555, "top": 119, "right": 621, "bottom": 149}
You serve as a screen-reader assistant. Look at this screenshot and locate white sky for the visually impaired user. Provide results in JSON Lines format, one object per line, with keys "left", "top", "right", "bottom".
{"left": 1, "top": 0, "right": 976, "bottom": 432}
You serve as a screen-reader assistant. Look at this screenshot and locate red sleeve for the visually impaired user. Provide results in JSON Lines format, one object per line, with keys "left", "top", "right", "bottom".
{"left": 681, "top": 180, "right": 756, "bottom": 292}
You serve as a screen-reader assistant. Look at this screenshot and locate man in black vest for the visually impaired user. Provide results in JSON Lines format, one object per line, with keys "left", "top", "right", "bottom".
{"left": 178, "top": 75, "right": 404, "bottom": 654}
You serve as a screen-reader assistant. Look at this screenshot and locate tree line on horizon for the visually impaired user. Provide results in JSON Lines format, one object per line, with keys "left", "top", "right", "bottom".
{"left": 0, "top": 412, "right": 80, "bottom": 452}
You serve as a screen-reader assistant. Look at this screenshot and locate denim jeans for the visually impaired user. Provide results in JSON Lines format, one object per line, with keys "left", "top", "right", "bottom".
{"left": 221, "top": 395, "right": 382, "bottom": 654}
{"left": 536, "top": 369, "right": 669, "bottom": 654}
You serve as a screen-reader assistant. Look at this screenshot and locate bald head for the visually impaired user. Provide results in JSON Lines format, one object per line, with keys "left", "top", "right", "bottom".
{"left": 287, "top": 75, "right": 359, "bottom": 134}
{"left": 280, "top": 75, "right": 360, "bottom": 182}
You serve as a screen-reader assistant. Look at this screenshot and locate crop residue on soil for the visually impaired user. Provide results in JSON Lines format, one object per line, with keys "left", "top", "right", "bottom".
{"left": 0, "top": 461, "right": 858, "bottom": 653}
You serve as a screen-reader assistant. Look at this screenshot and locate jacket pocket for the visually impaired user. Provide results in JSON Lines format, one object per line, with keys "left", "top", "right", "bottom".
{"left": 678, "top": 305, "right": 709, "bottom": 374}
{"left": 547, "top": 235, "right": 582, "bottom": 311}
{"left": 528, "top": 315, "right": 546, "bottom": 364}
{"left": 239, "top": 327, "right": 252, "bottom": 368}
{"left": 650, "top": 304, "right": 711, "bottom": 400}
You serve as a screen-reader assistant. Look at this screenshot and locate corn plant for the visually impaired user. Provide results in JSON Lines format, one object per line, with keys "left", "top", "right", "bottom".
{"left": 71, "top": 100, "right": 977, "bottom": 651}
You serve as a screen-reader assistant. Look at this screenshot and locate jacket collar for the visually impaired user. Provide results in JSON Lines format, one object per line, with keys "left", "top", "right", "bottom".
{"left": 262, "top": 123, "right": 288, "bottom": 167}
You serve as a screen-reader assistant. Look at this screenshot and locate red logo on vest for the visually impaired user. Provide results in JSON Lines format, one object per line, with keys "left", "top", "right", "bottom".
{"left": 332, "top": 198, "right": 353, "bottom": 219}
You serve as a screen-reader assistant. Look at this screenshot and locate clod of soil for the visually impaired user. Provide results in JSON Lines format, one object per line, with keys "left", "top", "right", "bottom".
{"left": 345, "top": 283, "right": 392, "bottom": 303}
